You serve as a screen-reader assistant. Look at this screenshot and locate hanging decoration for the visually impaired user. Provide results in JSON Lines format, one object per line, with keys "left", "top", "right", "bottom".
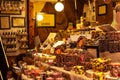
{"left": 74, "top": 0, "right": 77, "bottom": 10}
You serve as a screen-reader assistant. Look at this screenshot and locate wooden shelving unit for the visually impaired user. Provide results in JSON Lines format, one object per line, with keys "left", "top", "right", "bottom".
{"left": 0, "top": 29, "right": 28, "bottom": 56}
{"left": 18, "top": 29, "right": 28, "bottom": 54}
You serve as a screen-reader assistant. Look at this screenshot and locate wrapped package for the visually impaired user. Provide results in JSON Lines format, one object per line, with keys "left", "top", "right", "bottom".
{"left": 93, "top": 72, "right": 104, "bottom": 80}
{"left": 109, "top": 62, "right": 120, "bottom": 77}
{"left": 73, "top": 66, "right": 85, "bottom": 74}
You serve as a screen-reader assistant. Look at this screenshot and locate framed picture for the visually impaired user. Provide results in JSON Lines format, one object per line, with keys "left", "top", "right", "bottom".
{"left": 98, "top": 4, "right": 107, "bottom": 16}
{"left": 12, "top": 17, "right": 25, "bottom": 27}
{"left": 0, "top": 1, "right": 21, "bottom": 15}
{"left": 0, "top": 16, "right": 10, "bottom": 29}
{"left": 36, "top": 13, "right": 56, "bottom": 28}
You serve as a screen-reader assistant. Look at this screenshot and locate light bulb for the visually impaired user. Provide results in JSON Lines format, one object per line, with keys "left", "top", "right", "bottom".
{"left": 37, "top": 14, "right": 43, "bottom": 21}
{"left": 55, "top": 2, "right": 64, "bottom": 12}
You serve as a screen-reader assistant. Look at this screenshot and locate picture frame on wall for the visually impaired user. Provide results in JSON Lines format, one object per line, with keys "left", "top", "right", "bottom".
{"left": 36, "top": 13, "right": 56, "bottom": 28}
{"left": 98, "top": 4, "right": 107, "bottom": 16}
{"left": 12, "top": 17, "right": 25, "bottom": 27}
{"left": 0, "top": 16, "right": 10, "bottom": 29}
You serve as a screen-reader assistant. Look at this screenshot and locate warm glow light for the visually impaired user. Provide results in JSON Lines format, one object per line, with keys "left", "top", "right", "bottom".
{"left": 55, "top": 2, "right": 64, "bottom": 12}
{"left": 37, "top": 14, "right": 43, "bottom": 21}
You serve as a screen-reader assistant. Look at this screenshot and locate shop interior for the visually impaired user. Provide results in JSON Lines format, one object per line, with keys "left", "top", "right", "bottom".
{"left": 0, "top": 0, "right": 120, "bottom": 80}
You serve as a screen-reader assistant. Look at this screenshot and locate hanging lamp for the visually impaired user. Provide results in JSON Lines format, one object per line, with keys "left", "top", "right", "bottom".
{"left": 55, "top": 0, "right": 64, "bottom": 12}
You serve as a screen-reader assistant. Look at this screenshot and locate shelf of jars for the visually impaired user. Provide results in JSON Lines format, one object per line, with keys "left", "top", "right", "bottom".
{"left": 3, "top": 41, "right": 17, "bottom": 45}
{"left": 4, "top": 43, "right": 18, "bottom": 52}
{"left": 18, "top": 39, "right": 28, "bottom": 50}
{"left": 6, "top": 47, "right": 18, "bottom": 52}
{"left": 1, "top": 32, "right": 17, "bottom": 54}
{"left": 18, "top": 39, "right": 28, "bottom": 42}
{"left": 6, "top": 51, "right": 19, "bottom": 56}
{"left": 20, "top": 44, "right": 28, "bottom": 49}
{"left": 1, "top": 38, "right": 17, "bottom": 45}
{"left": 17, "top": 29, "right": 27, "bottom": 35}
{"left": 5, "top": 46, "right": 19, "bottom": 56}
{"left": 17, "top": 33, "right": 28, "bottom": 36}
{"left": 2, "top": 36, "right": 16, "bottom": 39}
{"left": 0, "top": 29, "right": 28, "bottom": 56}
{"left": 17, "top": 29, "right": 28, "bottom": 54}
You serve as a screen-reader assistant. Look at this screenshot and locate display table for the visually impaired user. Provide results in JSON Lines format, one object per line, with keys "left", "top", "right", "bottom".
{"left": 51, "top": 66, "right": 92, "bottom": 80}
{"left": 41, "top": 63, "right": 92, "bottom": 80}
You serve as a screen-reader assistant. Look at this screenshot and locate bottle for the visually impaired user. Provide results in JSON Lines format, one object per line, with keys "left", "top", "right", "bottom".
{"left": 67, "top": 22, "right": 73, "bottom": 30}
{"left": 80, "top": 16, "right": 85, "bottom": 29}
{"left": 76, "top": 20, "right": 81, "bottom": 29}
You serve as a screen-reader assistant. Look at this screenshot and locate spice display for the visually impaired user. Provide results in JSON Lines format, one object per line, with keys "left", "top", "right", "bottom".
{"left": 73, "top": 66, "right": 85, "bottom": 74}
{"left": 90, "top": 58, "right": 111, "bottom": 72}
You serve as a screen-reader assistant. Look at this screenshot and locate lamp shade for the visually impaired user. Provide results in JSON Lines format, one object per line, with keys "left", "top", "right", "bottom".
{"left": 55, "top": 2, "right": 64, "bottom": 12}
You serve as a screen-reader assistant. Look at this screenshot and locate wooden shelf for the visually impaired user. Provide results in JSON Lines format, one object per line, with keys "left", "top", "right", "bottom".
{"left": 19, "top": 39, "right": 28, "bottom": 42}
{"left": 3, "top": 43, "right": 17, "bottom": 45}
{"left": 2, "top": 36, "right": 16, "bottom": 39}
{"left": 6, "top": 52, "right": 19, "bottom": 56}
{"left": 1, "top": 29, "right": 28, "bottom": 56}
{"left": 20, "top": 47, "right": 28, "bottom": 49}
{"left": 6, "top": 48, "right": 18, "bottom": 52}
{"left": 18, "top": 33, "right": 27, "bottom": 36}
{"left": 18, "top": 31, "right": 28, "bottom": 54}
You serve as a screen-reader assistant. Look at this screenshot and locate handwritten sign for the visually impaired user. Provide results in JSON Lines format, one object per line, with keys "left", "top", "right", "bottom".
{"left": 36, "top": 13, "right": 55, "bottom": 27}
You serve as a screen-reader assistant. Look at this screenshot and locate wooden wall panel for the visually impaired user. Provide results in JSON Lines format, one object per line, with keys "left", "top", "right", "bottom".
{"left": 96, "top": 0, "right": 113, "bottom": 25}
{"left": 64, "top": 0, "right": 85, "bottom": 25}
